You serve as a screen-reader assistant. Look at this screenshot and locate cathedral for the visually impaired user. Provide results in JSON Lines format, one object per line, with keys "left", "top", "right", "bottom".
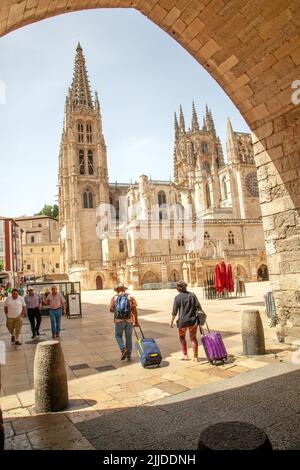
{"left": 58, "top": 44, "right": 268, "bottom": 291}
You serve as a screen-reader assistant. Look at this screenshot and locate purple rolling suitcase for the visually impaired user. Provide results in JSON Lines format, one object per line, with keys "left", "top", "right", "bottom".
{"left": 200, "top": 322, "right": 228, "bottom": 365}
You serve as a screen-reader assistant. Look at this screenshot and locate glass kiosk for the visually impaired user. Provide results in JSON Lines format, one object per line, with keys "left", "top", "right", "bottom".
{"left": 25, "top": 281, "right": 82, "bottom": 318}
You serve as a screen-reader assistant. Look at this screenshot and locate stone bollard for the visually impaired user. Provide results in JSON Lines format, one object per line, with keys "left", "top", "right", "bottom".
{"left": 34, "top": 340, "right": 68, "bottom": 413}
{"left": 197, "top": 421, "right": 272, "bottom": 450}
{"left": 241, "top": 309, "right": 266, "bottom": 355}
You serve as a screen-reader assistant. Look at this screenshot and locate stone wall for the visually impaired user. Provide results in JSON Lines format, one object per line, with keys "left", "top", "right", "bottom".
{"left": 253, "top": 107, "right": 300, "bottom": 334}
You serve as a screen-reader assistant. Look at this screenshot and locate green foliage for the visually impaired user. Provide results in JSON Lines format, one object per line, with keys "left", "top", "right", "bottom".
{"left": 35, "top": 204, "right": 59, "bottom": 219}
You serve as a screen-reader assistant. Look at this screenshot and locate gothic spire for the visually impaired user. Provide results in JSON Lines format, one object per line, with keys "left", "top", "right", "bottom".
{"left": 208, "top": 108, "right": 216, "bottom": 134}
{"left": 226, "top": 118, "right": 237, "bottom": 163}
{"left": 179, "top": 105, "right": 185, "bottom": 133}
{"left": 191, "top": 102, "right": 199, "bottom": 132}
{"left": 205, "top": 104, "right": 215, "bottom": 134}
{"left": 205, "top": 104, "right": 210, "bottom": 120}
{"left": 202, "top": 116, "right": 207, "bottom": 131}
{"left": 226, "top": 118, "right": 235, "bottom": 146}
{"left": 216, "top": 136, "right": 225, "bottom": 167}
{"left": 174, "top": 112, "right": 179, "bottom": 141}
{"left": 71, "top": 43, "right": 93, "bottom": 110}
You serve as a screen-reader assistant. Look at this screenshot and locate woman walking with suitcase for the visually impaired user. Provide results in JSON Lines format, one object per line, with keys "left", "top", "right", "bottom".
{"left": 170, "top": 280, "right": 202, "bottom": 362}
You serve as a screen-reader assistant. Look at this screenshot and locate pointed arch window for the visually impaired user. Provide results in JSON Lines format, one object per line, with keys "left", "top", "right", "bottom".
{"left": 86, "top": 123, "right": 93, "bottom": 143}
{"left": 201, "top": 142, "right": 208, "bottom": 155}
{"left": 83, "top": 189, "right": 93, "bottom": 209}
{"left": 79, "top": 150, "right": 85, "bottom": 175}
{"left": 205, "top": 184, "right": 211, "bottom": 209}
{"left": 158, "top": 191, "right": 167, "bottom": 206}
{"left": 203, "top": 161, "right": 211, "bottom": 175}
{"left": 175, "top": 203, "right": 184, "bottom": 221}
{"left": 228, "top": 231, "right": 235, "bottom": 245}
{"left": 177, "top": 234, "right": 185, "bottom": 247}
{"left": 88, "top": 150, "right": 94, "bottom": 175}
{"left": 89, "top": 191, "right": 93, "bottom": 208}
{"left": 78, "top": 123, "right": 84, "bottom": 143}
{"left": 119, "top": 240, "right": 125, "bottom": 253}
{"left": 158, "top": 191, "right": 167, "bottom": 220}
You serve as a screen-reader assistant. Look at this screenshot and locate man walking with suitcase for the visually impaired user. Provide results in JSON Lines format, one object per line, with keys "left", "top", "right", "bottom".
{"left": 109, "top": 284, "right": 138, "bottom": 361}
{"left": 170, "top": 280, "right": 202, "bottom": 362}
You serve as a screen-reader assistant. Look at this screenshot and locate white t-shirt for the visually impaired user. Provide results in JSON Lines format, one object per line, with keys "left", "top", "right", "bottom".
{"left": 4, "top": 295, "right": 26, "bottom": 318}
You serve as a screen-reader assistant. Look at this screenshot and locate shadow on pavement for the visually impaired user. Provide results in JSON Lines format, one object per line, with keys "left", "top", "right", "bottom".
{"left": 4, "top": 367, "right": 300, "bottom": 450}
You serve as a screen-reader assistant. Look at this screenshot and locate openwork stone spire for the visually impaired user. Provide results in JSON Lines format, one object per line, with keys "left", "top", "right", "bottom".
{"left": 191, "top": 101, "right": 199, "bottom": 131}
{"left": 174, "top": 112, "right": 179, "bottom": 141}
{"left": 71, "top": 42, "right": 93, "bottom": 109}
{"left": 205, "top": 104, "right": 216, "bottom": 134}
{"left": 179, "top": 105, "right": 185, "bottom": 133}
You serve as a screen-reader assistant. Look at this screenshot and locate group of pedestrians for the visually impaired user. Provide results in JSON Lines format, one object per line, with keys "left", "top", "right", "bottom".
{"left": 110, "top": 280, "right": 203, "bottom": 362}
{"left": 3, "top": 285, "right": 66, "bottom": 345}
{"left": 3, "top": 279, "right": 203, "bottom": 362}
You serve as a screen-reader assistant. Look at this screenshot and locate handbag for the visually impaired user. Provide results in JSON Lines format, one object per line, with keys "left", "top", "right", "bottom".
{"left": 191, "top": 292, "right": 207, "bottom": 326}
{"left": 196, "top": 309, "right": 207, "bottom": 326}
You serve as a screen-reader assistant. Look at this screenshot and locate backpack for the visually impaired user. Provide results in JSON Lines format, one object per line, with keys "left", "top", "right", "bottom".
{"left": 115, "top": 294, "right": 131, "bottom": 320}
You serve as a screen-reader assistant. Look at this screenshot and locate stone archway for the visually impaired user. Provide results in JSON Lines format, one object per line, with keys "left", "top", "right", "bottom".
{"left": 257, "top": 264, "right": 269, "bottom": 282}
{"left": 142, "top": 271, "right": 159, "bottom": 285}
{"left": 96, "top": 275, "right": 103, "bottom": 290}
{"left": 1, "top": 1, "right": 300, "bottom": 332}
{"left": 236, "top": 264, "right": 249, "bottom": 282}
{"left": 169, "top": 269, "right": 181, "bottom": 282}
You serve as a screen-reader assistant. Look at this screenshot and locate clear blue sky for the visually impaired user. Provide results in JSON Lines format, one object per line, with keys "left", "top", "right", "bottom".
{"left": 0, "top": 8, "right": 250, "bottom": 217}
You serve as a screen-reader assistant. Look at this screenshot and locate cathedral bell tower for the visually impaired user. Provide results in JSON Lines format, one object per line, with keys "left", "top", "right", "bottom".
{"left": 59, "top": 43, "right": 109, "bottom": 288}
{"left": 173, "top": 103, "right": 225, "bottom": 218}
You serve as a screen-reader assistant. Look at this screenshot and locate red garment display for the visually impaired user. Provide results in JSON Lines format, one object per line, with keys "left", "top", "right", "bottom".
{"left": 227, "top": 263, "right": 234, "bottom": 293}
{"left": 214, "top": 264, "right": 222, "bottom": 293}
{"left": 220, "top": 261, "right": 228, "bottom": 292}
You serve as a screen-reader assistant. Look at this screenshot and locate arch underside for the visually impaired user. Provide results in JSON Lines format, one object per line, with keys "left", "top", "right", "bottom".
{"left": 1, "top": 0, "right": 300, "bottom": 332}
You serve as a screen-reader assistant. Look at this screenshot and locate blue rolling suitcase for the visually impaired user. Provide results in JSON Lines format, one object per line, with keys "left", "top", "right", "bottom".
{"left": 134, "top": 325, "right": 162, "bottom": 368}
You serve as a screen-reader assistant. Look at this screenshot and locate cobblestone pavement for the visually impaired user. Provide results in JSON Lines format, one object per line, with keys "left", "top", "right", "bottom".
{"left": 0, "top": 282, "right": 294, "bottom": 449}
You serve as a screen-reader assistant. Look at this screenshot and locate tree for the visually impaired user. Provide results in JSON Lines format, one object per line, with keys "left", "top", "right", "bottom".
{"left": 35, "top": 204, "right": 59, "bottom": 219}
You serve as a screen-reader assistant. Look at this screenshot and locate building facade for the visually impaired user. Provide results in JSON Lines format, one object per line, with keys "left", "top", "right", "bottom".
{"left": 58, "top": 45, "right": 268, "bottom": 290}
{"left": 15, "top": 215, "right": 60, "bottom": 280}
{"left": 0, "top": 217, "right": 23, "bottom": 286}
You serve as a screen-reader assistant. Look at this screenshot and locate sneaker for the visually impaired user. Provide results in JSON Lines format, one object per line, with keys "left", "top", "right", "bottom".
{"left": 36, "top": 332, "right": 40, "bottom": 337}
{"left": 11, "top": 336, "right": 15, "bottom": 343}
{"left": 127, "top": 354, "right": 131, "bottom": 361}
{"left": 15, "top": 341, "right": 22, "bottom": 346}
{"left": 52, "top": 335, "right": 56, "bottom": 339}
{"left": 56, "top": 333, "right": 60, "bottom": 338}
{"left": 31, "top": 334, "right": 36, "bottom": 339}
{"left": 121, "top": 348, "right": 128, "bottom": 360}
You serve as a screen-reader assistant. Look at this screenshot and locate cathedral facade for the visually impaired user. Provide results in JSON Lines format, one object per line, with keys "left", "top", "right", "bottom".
{"left": 58, "top": 45, "right": 268, "bottom": 291}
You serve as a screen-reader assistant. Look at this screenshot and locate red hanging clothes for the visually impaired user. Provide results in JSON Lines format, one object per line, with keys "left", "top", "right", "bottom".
{"left": 214, "top": 264, "right": 222, "bottom": 293}
{"left": 227, "top": 263, "right": 234, "bottom": 293}
{"left": 220, "top": 260, "right": 228, "bottom": 292}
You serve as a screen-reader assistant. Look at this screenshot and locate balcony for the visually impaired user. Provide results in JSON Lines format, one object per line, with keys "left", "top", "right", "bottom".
{"left": 223, "top": 248, "right": 259, "bottom": 258}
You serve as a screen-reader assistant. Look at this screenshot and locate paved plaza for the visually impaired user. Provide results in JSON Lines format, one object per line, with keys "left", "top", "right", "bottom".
{"left": 0, "top": 282, "right": 297, "bottom": 450}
